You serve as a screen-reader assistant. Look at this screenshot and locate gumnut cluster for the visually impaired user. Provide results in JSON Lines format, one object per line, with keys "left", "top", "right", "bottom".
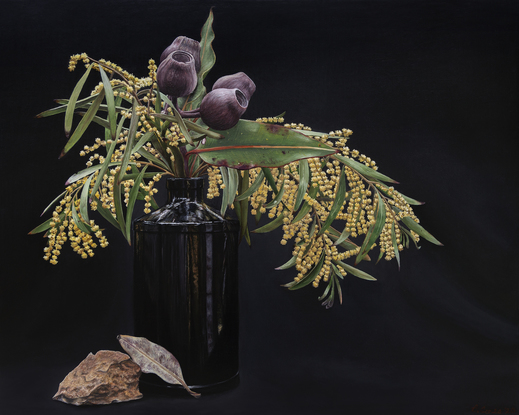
{"left": 157, "top": 36, "right": 255, "bottom": 130}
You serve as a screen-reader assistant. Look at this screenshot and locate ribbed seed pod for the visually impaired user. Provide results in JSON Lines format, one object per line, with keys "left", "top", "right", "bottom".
{"left": 157, "top": 50, "right": 198, "bottom": 98}
{"left": 159, "top": 36, "right": 201, "bottom": 73}
{"left": 199, "top": 88, "right": 248, "bottom": 130}
{"left": 212, "top": 72, "right": 256, "bottom": 101}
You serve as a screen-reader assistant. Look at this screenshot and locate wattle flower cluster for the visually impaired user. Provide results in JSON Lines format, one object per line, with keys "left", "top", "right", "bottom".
{"left": 157, "top": 36, "right": 255, "bottom": 130}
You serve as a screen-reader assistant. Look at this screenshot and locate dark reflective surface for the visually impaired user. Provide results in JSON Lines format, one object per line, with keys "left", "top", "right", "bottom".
{"left": 133, "top": 178, "right": 239, "bottom": 390}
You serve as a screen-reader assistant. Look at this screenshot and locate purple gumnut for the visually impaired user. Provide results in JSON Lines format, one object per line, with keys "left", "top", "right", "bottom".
{"left": 157, "top": 50, "right": 198, "bottom": 98}
{"left": 159, "top": 36, "right": 201, "bottom": 73}
{"left": 212, "top": 72, "right": 256, "bottom": 101}
{"left": 199, "top": 88, "right": 248, "bottom": 130}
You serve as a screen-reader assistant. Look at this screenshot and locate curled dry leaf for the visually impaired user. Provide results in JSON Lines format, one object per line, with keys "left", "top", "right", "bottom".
{"left": 117, "top": 335, "right": 201, "bottom": 398}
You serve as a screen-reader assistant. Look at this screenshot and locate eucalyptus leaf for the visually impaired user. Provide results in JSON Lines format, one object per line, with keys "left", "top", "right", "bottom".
{"left": 117, "top": 335, "right": 200, "bottom": 398}
{"left": 179, "top": 9, "right": 215, "bottom": 111}
{"left": 190, "top": 120, "right": 336, "bottom": 169}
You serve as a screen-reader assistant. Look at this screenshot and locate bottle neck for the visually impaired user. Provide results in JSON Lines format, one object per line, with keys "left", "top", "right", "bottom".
{"left": 166, "top": 177, "right": 204, "bottom": 203}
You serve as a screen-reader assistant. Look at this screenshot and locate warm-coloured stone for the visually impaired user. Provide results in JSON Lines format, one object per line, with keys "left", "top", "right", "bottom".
{"left": 53, "top": 350, "right": 142, "bottom": 405}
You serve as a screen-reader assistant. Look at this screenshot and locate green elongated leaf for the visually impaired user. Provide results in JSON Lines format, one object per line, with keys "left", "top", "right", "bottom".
{"left": 238, "top": 170, "right": 251, "bottom": 244}
{"left": 39, "top": 190, "right": 67, "bottom": 217}
{"left": 137, "top": 148, "right": 170, "bottom": 171}
{"left": 275, "top": 255, "right": 297, "bottom": 270}
{"left": 376, "top": 186, "right": 424, "bottom": 206}
{"left": 189, "top": 120, "right": 336, "bottom": 169}
{"left": 325, "top": 229, "right": 362, "bottom": 253}
{"left": 80, "top": 174, "right": 95, "bottom": 223}
{"left": 60, "top": 89, "right": 105, "bottom": 158}
{"left": 66, "top": 161, "right": 129, "bottom": 185}
{"left": 227, "top": 167, "right": 240, "bottom": 209}
{"left": 125, "top": 166, "right": 148, "bottom": 241}
{"left": 29, "top": 214, "right": 62, "bottom": 235}
{"left": 37, "top": 95, "right": 98, "bottom": 118}
{"left": 318, "top": 167, "right": 346, "bottom": 236}
{"left": 253, "top": 211, "right": 285, "bottom": 234}
{"left": 71, "top": 195, "right": 90, "bottom": 234}
{"left": 179, "top": 9, "right": 216, "bottom": 111}
{"left": 333, "top": 260, "right": 377, "bottom": 281}
{"left": 255, "top": 201, "right": 263, "bottom": 224}
{"left": 292, "top": 185, "right": 318, "bottom": 224}
{"left": 64, "top": 65, "right": 93, "bottom": 137}
{"left": 119, "top": 100, "right": 139, "bottom": 182}
{"left": 169, "top": 104, "right": 194, "bottom": 146}
{"left": 170, "top": 145, "right": 185, "bottom": 177}
{"left": 152, "top": 112, "right": 223, "bottom": 139}
{"left": 98, "top": 66, "right": 117, "bottom": 139}
{"left": 120, "top": 172, "right": 158, "bottom": 181}
{"left": 400, "top": 192, "right": 424, "bottom": 206}
{"left": 262, "top": 167, "right": 278, "bottom": 194}
{"left": 235, "top": 170, "right": 265, "bottom": 201}
{"left": 356, "top": 193, "right": 386, "bottom": 264}
{"left": 154, "top": 87, "right": 162, "bottom": 115}
{"left": 264, "top": 177, "right": 285, "bottom": 209}
{"left": 294, "top": 159, "right": 309, "bottom": 211}
{"left": 334, "top": 227, "right": 350, "bottom": 247}
{"left": 400, "top": 215, "right": 443, "bottom": 246}
{"left": 113, "top": 177, "right": 128, "bottom": 242}
{"left": 78, "top": 113, "right": 110, "bottom": 129}
{"left": 286, "top": 252, "right": 325, "bottom": 290}
{"left": 334, "top": 273, "right": 343, "bottom": 305}
{"left": 391, "top": 221, "right": 401, "bottom": 269}
{"left": 331, "top": 262, "right": 344, "bottom": 280}
{"left": 318, "top": 278, "right": 334, "bottom": 301}
{"left": 91, "top": 196, "right": 121, "bottom": 231}
{"left": 131, "top": 131, "right": 155, "bottom": 154}
{"left": 333, "top": 154, "right": 398, "bottom": 184}
{"left": 219, "top": 167, "right": 230, "bottom": 216}
{"left": 90, "top": 131, "right": 118, "bottom": 200}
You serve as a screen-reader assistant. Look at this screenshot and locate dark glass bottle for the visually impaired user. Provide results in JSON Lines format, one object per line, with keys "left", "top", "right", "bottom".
{"left": 133, "top": 177, "right": 239, "bottom": 391}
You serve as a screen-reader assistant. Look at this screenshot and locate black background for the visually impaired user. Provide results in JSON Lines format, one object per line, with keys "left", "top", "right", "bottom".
{"left": 1, "top": 0, "right": 518, "bottom": 414}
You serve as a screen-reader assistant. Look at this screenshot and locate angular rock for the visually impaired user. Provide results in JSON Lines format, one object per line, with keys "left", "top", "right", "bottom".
{"left": 53, "top": 350, "right": 142, "bottom": 405}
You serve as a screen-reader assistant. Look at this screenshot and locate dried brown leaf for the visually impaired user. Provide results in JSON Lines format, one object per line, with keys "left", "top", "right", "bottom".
{"left": 117, "top": 335, "right": 200, "bottom": 398}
